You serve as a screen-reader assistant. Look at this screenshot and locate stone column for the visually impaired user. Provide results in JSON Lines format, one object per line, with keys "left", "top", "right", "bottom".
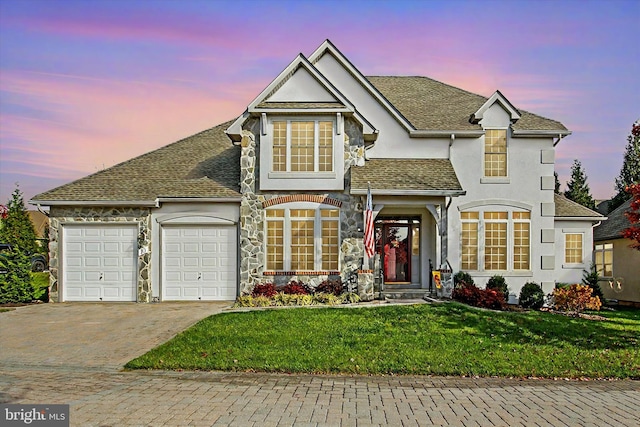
{"left": 357, "top": 270, "right": 374, "bottom": 301}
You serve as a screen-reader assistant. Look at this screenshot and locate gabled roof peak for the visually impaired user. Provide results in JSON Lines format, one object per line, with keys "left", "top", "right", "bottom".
{"left": 471, "top": 90, "right": 521, "bottom": 124}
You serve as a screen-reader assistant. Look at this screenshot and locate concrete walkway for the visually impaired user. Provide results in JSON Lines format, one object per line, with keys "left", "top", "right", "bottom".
{"left": 1, "top": 303, "right": 638, "bottom": 426}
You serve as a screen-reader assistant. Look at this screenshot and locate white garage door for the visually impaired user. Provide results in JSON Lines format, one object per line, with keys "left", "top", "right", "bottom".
{"left": 162, "top": 225, "right": 237, "bottom": 301}
{"left": 63, "top": 224, "right": 137, "bottom": 302}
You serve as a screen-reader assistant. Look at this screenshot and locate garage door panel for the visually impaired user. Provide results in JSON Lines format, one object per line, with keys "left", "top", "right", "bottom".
{"left": 83, "top": 287, "right": 101, "bottom": 298}
{"left": 63, "top": 225, "right": 137, "bottom": 302}
{"left": 162, "top": 225, "right": 236, "bottom": 301}
{"left": 183, "top": 258, "right": 199, "bottom": 268}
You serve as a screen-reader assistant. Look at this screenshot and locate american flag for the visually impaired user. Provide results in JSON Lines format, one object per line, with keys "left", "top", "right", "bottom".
{"left": 364, "top": 183, "right": 375, "bottom": 258}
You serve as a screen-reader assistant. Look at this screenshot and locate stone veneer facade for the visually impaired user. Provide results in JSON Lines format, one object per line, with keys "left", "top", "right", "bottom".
{"left": 48, "top": 206, "right": 152, "bottom": 302}
{"left": 238, "top": 116, "right": 368, "bottom": 294}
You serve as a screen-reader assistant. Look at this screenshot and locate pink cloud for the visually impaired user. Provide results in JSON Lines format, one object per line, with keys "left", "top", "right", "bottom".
{"left": 1, "top": 70, "right": 250, "bottom": 184}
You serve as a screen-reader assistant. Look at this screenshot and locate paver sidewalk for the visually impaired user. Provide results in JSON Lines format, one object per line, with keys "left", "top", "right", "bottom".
{"left": 1, "top": 367, "right": 638, "bottom": 427}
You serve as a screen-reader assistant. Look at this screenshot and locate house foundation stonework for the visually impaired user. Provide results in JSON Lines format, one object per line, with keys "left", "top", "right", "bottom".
{"left": 48, "top": 207, "right": 152, "bottom": 302}
{"left": 31, "top": 40, "right": 604, "bottom": 303}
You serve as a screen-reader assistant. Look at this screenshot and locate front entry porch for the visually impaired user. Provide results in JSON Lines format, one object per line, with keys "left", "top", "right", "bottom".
{"left": 367, "top": 207, "right": 445, "bottom": 300}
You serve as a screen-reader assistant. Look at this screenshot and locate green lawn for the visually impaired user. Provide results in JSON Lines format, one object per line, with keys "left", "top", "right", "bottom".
{"left": 125, "top": 302, "right": 640, "bottom": 379}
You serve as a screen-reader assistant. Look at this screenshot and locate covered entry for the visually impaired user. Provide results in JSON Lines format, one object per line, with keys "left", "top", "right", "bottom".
{"left": 350, "top": 157, "right": 465, "bottom": 290}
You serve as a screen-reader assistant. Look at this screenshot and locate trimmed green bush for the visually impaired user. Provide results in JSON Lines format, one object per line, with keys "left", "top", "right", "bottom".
{"left": 486, "top": 275, "right": 509, "bottom": 301}
{"left": 519, "top": 282, "right": 544, "bottom": 309}
{"left": 453, "top": 271, "right": 474, "bottom": 286}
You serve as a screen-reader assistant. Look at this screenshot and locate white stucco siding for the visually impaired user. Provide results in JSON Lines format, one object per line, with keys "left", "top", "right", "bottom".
{"left": 150, "top": 202, "right": 240, "bottom": 300}
{"left": 554, "top": 219, "right": 596, "bottom": 285}
{"left": 447, "top": 131, "right": 558, "bottom": 300}
{"left": 313, "top": 54, "right": 451, "bottom": 159}
{"left": 267, "top": 68, "right": 337, "bottom": 102}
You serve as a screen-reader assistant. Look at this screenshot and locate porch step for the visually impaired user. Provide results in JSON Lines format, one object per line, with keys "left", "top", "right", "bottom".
{"left": 381, "top": 288, "right": 433, "bottom": 300}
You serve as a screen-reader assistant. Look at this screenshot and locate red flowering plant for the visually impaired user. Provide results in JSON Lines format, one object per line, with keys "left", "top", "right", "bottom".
{"left": 281, "top": 281, "right": 312, "bottom": 295}
{"left": 623, "top": 183, "right": 640, "bottom": 251}
{"left": 251, "top": 282, "right": 277, "bottom": 298}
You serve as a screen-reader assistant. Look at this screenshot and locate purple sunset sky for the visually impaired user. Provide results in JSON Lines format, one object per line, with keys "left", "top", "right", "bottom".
{"left": 1, "top": 0, "right": 638, "bottom": 206}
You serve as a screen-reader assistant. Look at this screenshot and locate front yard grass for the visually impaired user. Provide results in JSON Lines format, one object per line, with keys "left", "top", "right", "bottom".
{"left": 125, "top": 302, "right": 640, "bottom": 379}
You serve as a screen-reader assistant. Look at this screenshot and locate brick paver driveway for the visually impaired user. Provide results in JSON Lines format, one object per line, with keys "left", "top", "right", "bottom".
{"left": 1, "top": 303, "right": 639, "bottom": 426}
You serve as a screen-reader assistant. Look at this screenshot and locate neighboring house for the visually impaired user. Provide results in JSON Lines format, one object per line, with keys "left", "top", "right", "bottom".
{"left": 31, "top": 40, "right": 604, "bottom": 303}
{"left": 593, "top": 199, "right": 640, "bottom": 305}
{"left": 27, "top": 210, "right": 49, "bottom": 240}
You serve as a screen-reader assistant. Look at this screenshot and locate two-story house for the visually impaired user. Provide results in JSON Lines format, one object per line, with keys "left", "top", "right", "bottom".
{"left": 31, "top": 40, "right": 603, "bottom": 303}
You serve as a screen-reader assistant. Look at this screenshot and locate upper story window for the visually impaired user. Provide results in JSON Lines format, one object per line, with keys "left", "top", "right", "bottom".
{"left": 260, "top": 115, "right": 344, "bottom": 191}
{"left": 272, "top": 120, "right": 334, "bottom": 173}
{"left": 484, "top": 129, "right": 508, "bottom": 178}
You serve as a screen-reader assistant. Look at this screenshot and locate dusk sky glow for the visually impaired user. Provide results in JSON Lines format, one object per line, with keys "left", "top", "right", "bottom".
{"left": 1, "top": 0, "right": 638, "bottom": 205}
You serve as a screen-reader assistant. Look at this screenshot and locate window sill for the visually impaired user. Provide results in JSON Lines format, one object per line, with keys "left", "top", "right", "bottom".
{"left": 263, "top": 270, "right": 341, "bottom": 276}
{"left": 562, "top": 263, "right": 586, "bottom": 269}
{"left": 480, "top": 177, "right": 510, "bottom": 184}
{"left": 268, "top": 172, "right": 336, "bottom": 179}
{"left": 465, "top": 270, "right": 533, "bottom": 277}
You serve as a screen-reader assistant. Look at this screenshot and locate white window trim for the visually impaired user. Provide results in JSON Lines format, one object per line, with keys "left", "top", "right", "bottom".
{"left": 260, "top": 115, "right": 345, "bottom": 191}
{"left": 562, "top": 231, "right": 585, "bottom": 269}
{"left": 482, "top": 127, "right": 509, "bottom": 181}
{"left": 268, "top": 117, "right": 337, "bottom": 178}
{"left": 459, "top": 209, "right": 531, "bottom": 273}
{"left": 264, "top": 202, "right": 341, "bottom": 271}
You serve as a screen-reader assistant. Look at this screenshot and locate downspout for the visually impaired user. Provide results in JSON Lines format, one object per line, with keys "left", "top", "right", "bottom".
{"left": 449, "top": 133, "right": 455, "bottom": 158}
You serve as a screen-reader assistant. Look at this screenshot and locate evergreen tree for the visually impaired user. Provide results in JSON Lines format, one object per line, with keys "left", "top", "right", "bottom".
{"left": 554, "top": 171, "right": 561, "bottom": 194}
{"left": 610, "top": 121, "right": 640, "bottom": 213}
{"left": 0, "top": 185, "right": 38, "bottom": 253}
{"left": 564, "top": 159, "right": 596, "bottom": 210}
{"left": 0, "top": 248, "right": 34, "bottom": 303}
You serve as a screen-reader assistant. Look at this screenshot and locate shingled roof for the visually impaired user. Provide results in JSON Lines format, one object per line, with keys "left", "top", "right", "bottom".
{"left": 554, "top": 194, "right": 604, "bottom": 219}
{"left": 351, "top": 158, "right": 464, "bottom": 196}
{"left": 367, "top": 76, "right": 568, "bottom": 132}
{"left": 594, "top": 199, "right": 632, "bottom": 241}
{"left": 31, "top": 122, "right": 241, "bottom": 203}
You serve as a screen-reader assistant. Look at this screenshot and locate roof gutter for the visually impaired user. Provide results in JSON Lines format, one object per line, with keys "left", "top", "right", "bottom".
{"left": 29, "top": 199, "right": 157, "bottom": 207}
{"left": 351, "top": 189, "right": 466, "bottom": 197}
{"left": 410, "top": 130, "right": 483, "bottom": 138}
{"left": 155, "top": 197, "right": 242, "bottom": 206}
{"left": 555, "top": 216, "right": 607, "bottom": 221}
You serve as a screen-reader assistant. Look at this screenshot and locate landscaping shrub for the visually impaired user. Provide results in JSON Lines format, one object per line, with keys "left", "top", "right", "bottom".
{"left": 313, "top": 292, "right": 342, "bottom": 305}
{"left": 519, "top": 282, "right": 544, "bottom": 309}
{"left": 281, "top": 281, "right": 312, "bottom": 295}
{"left": 452, "top": 282, "right": 504, "bottom": 310}
{"left": 551, "top": 284, "right": 601, "bottom": 313}
{"left": 454, "top": 271, "right": 474, "bottom": 286}
{"left": 0, "top": 248, "right": 34, "bottom": 303}
{"left": 582, "top": 265, "right": 605, "bottom": 301}
{"left": 316, "top": 279, "right": 343, "bottom": 295}
{"left": 486, "top": 275, "right": 508, "bottom": 301}
{"left": 251, "top": 282, "right": 277, "bottom": 298}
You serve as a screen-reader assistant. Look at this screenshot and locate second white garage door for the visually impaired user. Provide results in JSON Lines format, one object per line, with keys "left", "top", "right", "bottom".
{"left": 161, "top": 225, "right": 237, "bottom": 301}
